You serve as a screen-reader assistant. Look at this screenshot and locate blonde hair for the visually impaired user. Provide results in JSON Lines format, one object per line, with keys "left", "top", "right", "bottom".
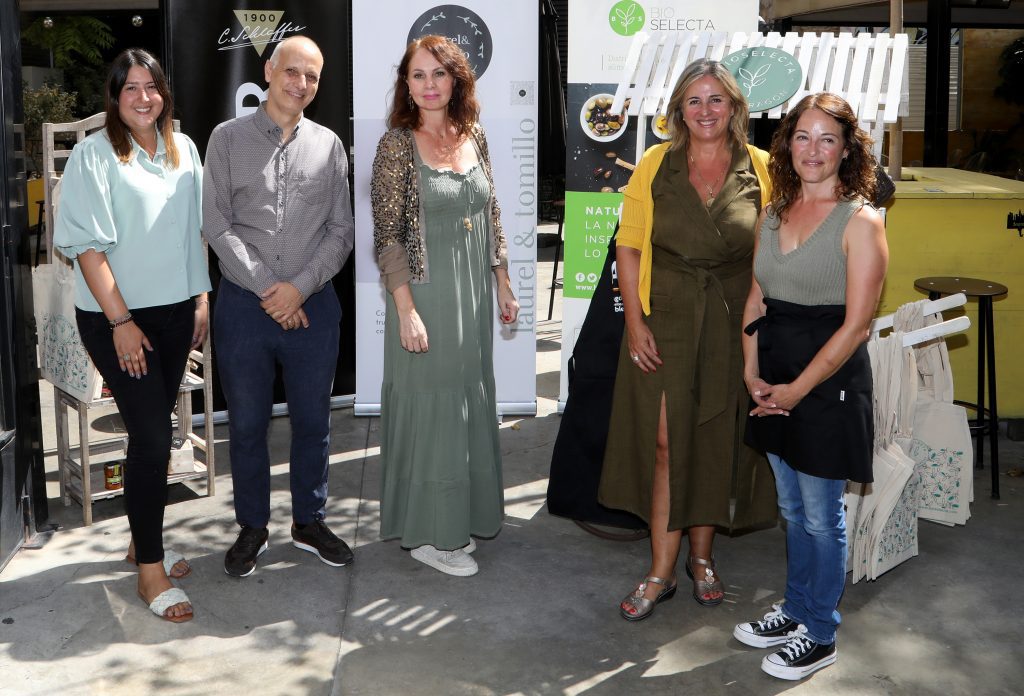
{"left": 664, "top": 59, "right": 749, "bottom": 152}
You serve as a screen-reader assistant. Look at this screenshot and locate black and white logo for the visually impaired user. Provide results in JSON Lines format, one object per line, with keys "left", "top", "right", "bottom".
{"left": 408, "top": 5, "right": 493, "bottom": 78}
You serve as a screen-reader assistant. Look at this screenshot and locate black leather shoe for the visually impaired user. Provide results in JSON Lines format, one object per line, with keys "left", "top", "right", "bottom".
{"left": 291, "top": 520, "right": 353, "bottom": 567}
{"left": 224, "top": 526, "right": 269, "bottom": 577}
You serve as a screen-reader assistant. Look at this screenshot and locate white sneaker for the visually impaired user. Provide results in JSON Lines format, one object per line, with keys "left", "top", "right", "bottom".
{"left": 464, "top": 538, "right": 477, "bottom": 554}
{"left": 410, "top": 545, "right": 479, "bottom": 576}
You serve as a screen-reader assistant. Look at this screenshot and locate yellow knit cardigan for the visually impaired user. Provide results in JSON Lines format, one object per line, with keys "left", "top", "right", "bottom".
{"left": 617, "top": 142, "right": 772, "bottom": 315}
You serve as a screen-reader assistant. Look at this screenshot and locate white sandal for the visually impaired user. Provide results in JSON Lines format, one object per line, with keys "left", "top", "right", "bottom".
{"left": 125, "top": 549, "right": 192, "bottom": 578}
{"left": 140, "top": 587, "right": 193, "bottom": 623}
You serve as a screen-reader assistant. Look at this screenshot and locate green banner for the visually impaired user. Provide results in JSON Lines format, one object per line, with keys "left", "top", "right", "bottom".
{"left": 563, "top": 190, "right": 623, "bottom": 299}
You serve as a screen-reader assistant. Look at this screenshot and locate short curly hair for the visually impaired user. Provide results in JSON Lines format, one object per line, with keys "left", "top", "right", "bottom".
{"left": 768, "top": 92, "right": 877, "bottom": 222}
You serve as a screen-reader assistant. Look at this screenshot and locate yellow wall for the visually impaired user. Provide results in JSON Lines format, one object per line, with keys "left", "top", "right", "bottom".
{"left": 27, "top": 178, "right": 44, "bottom": 227}
{"left": 883, "top": 169, "right": 1024, "bottom": 416}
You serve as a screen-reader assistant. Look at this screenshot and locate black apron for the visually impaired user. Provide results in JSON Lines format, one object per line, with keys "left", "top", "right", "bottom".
{"left": 546, "top": 231, "right": 646, "bottom": 529}
{"left": 744, "top": 298, "right": 874, "bottom": 483}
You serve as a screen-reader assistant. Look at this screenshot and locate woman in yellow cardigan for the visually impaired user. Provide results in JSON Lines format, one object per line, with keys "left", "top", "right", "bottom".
{"left": 600, "top": 60, "right": 778, "bottom": 621}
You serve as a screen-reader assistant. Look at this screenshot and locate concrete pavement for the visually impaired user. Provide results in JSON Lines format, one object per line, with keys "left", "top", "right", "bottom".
{"left": 2, "top": 239, "right": 1023, "bottom": 695}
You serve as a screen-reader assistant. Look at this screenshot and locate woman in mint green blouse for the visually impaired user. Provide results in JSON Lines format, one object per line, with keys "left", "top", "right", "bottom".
{"left": 53, "top": 48, "right": 211, "bottom": 624}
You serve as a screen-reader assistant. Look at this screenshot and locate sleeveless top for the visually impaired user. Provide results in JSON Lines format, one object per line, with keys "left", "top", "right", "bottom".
{"left": 754, "top": 197, "right": 865, "bottom": 306}
{"left": 745, "top": 196, "right": 874, "bottom": 483}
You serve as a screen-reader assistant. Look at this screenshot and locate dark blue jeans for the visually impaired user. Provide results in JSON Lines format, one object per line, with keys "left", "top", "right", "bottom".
{"left": 213, "top": 278, "right": 340, "bottom": 529}
{"left": 77, "top": 299, "right": 195, "bottom": 565}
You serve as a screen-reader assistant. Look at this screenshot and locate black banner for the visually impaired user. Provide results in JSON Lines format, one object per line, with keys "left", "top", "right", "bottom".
{"left": 163, "top": 1, "right": 355, "bottom": 408}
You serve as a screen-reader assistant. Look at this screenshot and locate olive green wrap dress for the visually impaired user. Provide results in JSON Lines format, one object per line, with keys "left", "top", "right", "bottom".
{"left": 599, "top": 144, "right": 777, "bottom": 533}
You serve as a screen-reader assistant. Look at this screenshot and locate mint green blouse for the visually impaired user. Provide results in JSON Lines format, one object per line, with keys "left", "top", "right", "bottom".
{"left": 54, "top": 130, "right": 212, "bottom": 312}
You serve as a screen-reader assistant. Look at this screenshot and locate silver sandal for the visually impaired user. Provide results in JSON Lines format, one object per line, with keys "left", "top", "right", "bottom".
{"left": 686, "top": 555, "right": 724, "bottom": 607}
{"left": 619, "top": 575, "right": 678, "bottom": 621}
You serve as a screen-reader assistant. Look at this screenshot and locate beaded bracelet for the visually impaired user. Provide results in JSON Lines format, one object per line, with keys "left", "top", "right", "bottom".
{"left": 109, "top": 312, "right": 134, "bottom": 329}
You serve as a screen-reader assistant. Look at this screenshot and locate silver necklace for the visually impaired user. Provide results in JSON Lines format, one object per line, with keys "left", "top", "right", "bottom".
{"left": 688, "top": 152, "right": 724, "bottom": 207}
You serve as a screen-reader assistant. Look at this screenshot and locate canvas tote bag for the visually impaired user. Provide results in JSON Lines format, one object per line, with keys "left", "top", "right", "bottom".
{"left": 894, "top": 303, "right": 973, "bottom": 526}
{"left": 32, "top": 252, "right": 103, "bottom": 403}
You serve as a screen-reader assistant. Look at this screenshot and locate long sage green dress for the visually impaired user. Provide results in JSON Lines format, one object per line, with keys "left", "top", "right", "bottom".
{"left": 379, "top": 153, "right": 504, "bottom": 550}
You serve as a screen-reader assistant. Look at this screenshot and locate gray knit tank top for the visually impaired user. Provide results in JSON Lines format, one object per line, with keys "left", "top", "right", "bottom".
{"left": 754, "top": 198, "right": 864, "bottom": 305}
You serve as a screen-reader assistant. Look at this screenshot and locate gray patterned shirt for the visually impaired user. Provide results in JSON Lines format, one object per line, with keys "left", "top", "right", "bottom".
{"left": 202, "top": 103, "right": 353, "bottom": 299}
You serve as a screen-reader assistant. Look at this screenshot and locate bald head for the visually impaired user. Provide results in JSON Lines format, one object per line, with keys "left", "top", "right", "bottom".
{"left": 264, "top": 35, "right": 325, "bottom": 132}
{"left": 269, "top": 36, "right": 323, "bottom": 68}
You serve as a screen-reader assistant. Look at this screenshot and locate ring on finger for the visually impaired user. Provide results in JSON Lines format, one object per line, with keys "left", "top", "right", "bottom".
{"left": 630, "top": 354, "right": 640, "bottom": 363}
{"left": 123, "top": 353, "right": 132, "bottom": 361}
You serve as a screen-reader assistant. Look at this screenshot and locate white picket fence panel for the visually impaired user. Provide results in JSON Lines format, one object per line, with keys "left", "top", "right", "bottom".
{"left": 610, "top": 31, "right": 909, "bottom": 125}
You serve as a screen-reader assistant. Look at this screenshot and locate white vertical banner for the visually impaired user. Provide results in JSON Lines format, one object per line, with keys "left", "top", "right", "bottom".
{"left": 353, "top": 1, "right": 539, "bottom": 416}
{"left": 559, "top": 0, "right": 758, "bottom": 407}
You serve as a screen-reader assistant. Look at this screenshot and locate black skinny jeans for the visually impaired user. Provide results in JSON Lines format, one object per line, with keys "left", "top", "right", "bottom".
{"left": 77, "top": 299, "right": 194, "bottom": 564}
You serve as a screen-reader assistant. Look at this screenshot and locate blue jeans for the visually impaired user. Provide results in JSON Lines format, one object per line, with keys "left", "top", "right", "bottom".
{"left": 767, "top": 452, "right": 847, "bottom": 645}
{"left": 214, "top": 279, "right": 340, "bottom": 529}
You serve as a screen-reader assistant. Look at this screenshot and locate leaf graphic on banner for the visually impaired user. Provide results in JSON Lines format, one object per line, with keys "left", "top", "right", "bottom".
{"left": 738, "top": 67, "right": 755, "bottom": 96}
{"left": 624, "top": 3, "right": 639, "bottom": 28}
{"left": 753, "top": 64, "right": 771, "bottom": 79}
{"left": 419, "top": 12, "right": 446, "bottom": 32}
{"left": 458, "top": 14, "right": 483, "bottom": 37}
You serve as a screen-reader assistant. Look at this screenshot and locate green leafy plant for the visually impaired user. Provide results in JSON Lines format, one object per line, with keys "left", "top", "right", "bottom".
{"left": 21, "top": 16, "right": 114, "bottom": 69}
{"left": 23, "top": 84, "right": 78, "bottom": 175}
{"left": 66, "top": 63, "right": 106, "bottom": 117}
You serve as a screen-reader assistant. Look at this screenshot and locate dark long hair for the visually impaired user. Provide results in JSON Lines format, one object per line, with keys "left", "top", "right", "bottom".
{"left": 104, "top": 48, "right": 179, "bottom": 168}
{"left": 387, "top": 35, "right": 480, "bottom": 137}
{"left": 768, "top": 92, "right": 876, "bottom": 221}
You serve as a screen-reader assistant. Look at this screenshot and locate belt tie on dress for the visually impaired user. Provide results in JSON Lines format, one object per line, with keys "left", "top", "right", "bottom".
{"left": 661, "top": 255, "right": 747, "bottom": 425}
{"left": 692, "top": 265, "right": 729, "bottom": 425}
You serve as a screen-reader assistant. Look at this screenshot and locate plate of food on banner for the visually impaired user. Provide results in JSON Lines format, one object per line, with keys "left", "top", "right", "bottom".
{"left": 580, "top": 93, "right": 629, "bottom": 142}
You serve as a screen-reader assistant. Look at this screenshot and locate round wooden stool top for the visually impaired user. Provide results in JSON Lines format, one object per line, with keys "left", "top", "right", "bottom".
{"left": 914, "top": 276, "right": 1008, "bottom": 298}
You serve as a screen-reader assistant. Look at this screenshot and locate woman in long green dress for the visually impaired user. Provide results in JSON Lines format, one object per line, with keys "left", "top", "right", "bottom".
{"left": 371, "top": 35, "right": 519, "bottom": 577}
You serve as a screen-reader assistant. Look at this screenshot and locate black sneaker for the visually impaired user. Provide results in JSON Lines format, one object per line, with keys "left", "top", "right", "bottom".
{"left": 734, "top": 603, "right": 800, "bottom": 648}
{"left": 224, "top": 526, "right": 269, "bottom": 577}
{"left": 761, "top": 625, "right": 837, "bottom": 680}
{"left": 291, "top": 520, "right": 354, "bottom": 567}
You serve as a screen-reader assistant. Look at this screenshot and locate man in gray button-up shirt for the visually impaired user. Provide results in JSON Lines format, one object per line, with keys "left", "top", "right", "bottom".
{"left": 202, "top": 36, "right": 355, "bottom": 577}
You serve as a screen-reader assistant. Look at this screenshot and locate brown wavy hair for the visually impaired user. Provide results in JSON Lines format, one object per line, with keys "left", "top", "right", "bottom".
{"left": 768, "top": 92, "right": 876, "bottom": 222}
{"left": 387, "top": 35, "right": 480, "bottom": 137}
{"left": 104, "top": 48, "right": 179, "bottom": 168}
{"left": 665, "top": 59, "right": 749, "bottom": 153}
